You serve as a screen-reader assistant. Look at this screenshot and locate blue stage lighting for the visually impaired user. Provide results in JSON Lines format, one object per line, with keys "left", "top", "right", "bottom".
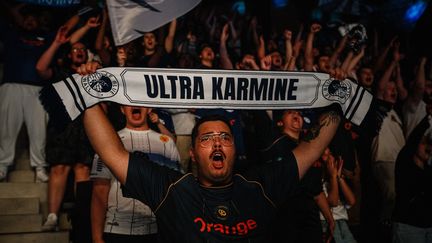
{"left": 311, "top": 8, "right": 323, "bottom": 21}
{"left": 405, "top": 1, "right": 427, "bottom": 23}
{"left": 232, "top": 1, "right": 246, "bottom": 15}
{"left": 273, "top": 0, "right": 289, "bottom": 9}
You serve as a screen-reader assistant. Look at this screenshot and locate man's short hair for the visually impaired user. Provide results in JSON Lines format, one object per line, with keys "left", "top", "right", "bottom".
{"left": 191, "top": 114, "right": 233, "bottom": 147}
{"left": 198, "top": 43, "right": 213, "bottom": 54}
{"left": 272, "top": 109, "right": 296, "bottom": 123}
{"left": 272, "top": 109, "right": 315, "bottom": 129}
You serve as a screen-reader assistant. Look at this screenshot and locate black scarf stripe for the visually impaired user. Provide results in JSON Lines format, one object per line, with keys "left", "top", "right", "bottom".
{"left": 69, "top": 75, "right": 87, "bottom": 109}
{"left": 63, "top": 77, "right": 84, "bottom": 112}
{"left": 348, "top": 88, "right": 366, "bottom": 121}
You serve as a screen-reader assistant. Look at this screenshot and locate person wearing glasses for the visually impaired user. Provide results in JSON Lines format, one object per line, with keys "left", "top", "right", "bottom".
{"left": 36, "top": 25, "right": 95, "bottom": 241}
{"left": 78, "top": 66, "right": 344, "bottom": 241}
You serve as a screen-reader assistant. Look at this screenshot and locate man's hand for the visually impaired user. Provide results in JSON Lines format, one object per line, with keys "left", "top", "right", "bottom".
{"left": 325, "top": 153, "right": 338, "bottom": 178}
{"left": 243, "top": 55, "right": 260, "bottom": 70}
{"left": 148, "top": 112, "right": 160, "bottom": 124}
{"left": 283, "top": 29, "right": 292, "bottom": 41}
{"left": 86, "top": 16, "right": 101, "bottom": 28}
{"left": 54, "top": 25, "right": 71, "bottom": 45}
{"left": 310, "top": 23, "right": 322, "bottom": 33}
{"left": 77, "top": 61, "right": 102, "bottom": 75}
{"left": 328, "top": 67, "right": 348, "bottom": 80}
{"left": 260, "top": 55, "right": 272, "bottom": 70}
{"left": 116, "top": 47, "right": 127, "bottom": 67}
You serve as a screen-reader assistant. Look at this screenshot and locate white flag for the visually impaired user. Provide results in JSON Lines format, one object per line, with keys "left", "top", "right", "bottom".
{"left": 107, "top": 0, "right": 201, "bottom": 46}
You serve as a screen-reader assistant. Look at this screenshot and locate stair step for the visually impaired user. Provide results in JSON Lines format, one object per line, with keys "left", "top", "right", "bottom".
{"left": 0, "top": 231, "right": 69, "bottom": 243}
{"left": 0, "top": 198, "right": 39, "bottom": 215}
{"left": 0, "top": 214, "right": 42, "bottom": 233}
{"left": 0, "top": 183, "right": 47, "bottom": 201}
{"left": 8, "top": 170, "right": 35, "bottom": 183}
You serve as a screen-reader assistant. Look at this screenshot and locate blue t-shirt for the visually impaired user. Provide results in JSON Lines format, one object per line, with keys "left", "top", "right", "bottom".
{"left": 0, "top": 21, "right": 54, "bottom": 86}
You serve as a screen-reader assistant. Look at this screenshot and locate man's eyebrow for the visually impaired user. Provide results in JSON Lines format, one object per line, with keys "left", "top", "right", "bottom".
{"left": 200, "top": 131, "right": 230, "bottom": 136}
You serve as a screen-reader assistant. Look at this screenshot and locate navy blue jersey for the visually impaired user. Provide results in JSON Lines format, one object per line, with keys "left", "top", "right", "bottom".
{"left": 123, "top": 151, "right": 299, "bottom": 242}
{"left": 0, "top": 20, "right": 54, "bottom": 86}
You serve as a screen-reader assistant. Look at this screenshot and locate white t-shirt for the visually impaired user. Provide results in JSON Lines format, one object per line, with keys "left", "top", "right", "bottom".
{"left": 402, "top": 98, "right": 428, "bottom": 138}
{"left": 319, "top": 181, "right": 350, "bottom": 221}
{"left": 165, "top": 109, "right": 196, "bottom": 135}
{"left": 371, "top": 109, "right": 405, "bottom": 163}
{"left": 90, "top": 128, "right": 181, "bottom": 235}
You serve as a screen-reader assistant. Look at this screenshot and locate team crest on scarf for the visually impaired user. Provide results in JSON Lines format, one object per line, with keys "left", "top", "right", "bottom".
{"left": 81, "top": 71, "right": 119, "bottom": 98}
{"left": 322, "top": 78, "right": 351, "bottom": 104}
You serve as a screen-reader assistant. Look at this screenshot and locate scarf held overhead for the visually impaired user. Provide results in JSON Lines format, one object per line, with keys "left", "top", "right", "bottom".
{"left": 40, "top": 67, "right": 372, "bottom": 126}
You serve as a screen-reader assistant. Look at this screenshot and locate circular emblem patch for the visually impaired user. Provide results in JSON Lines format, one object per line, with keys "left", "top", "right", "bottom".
{"left": 159, "top": 135, "right": 169, "bottom": 143}
{"left": 322, "top": 78, "right": 351, "bottom": 104}
{"left": 214, "top": 205, "right": 229, "bottom": 220}
{"left": 81, "top": 71, "right": 119, "bottom": 98}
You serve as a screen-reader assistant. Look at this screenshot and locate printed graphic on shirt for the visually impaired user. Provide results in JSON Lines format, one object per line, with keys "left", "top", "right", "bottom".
{"left": 160, "top": 135, "right": 170, "bottom": 143}
{"left": 194, "top": 217, "right": 257, "bottom": 236}
{"left": 214, "top": 205, "right": 229, "bottom": 220}
{"left": 90, "top": 128, "right": 180, "bottom": 235}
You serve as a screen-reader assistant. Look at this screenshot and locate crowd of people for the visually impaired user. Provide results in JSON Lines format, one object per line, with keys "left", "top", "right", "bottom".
{"left": 0, "top": 0, "right": 431, "bottom": 243}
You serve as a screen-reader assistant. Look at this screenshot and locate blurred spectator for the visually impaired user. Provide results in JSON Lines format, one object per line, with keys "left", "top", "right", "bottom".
{"left": 393, "top": 115, "right": 432, "bottom": 243}
{"left": 91, "top": 105, "right": 180, "bottom": 243}
{"left": 0, "top": 3, "right": 58, "bottom": 182}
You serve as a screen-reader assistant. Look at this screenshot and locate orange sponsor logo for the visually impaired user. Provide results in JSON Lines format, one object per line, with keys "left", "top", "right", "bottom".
{"left": 194, "top": 217, "right": 257, "bottom": 235}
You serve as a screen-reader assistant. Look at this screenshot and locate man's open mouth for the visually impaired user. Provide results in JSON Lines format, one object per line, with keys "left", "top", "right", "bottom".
{"left": 210, "top": 151, "right": 225, "bottom": 169}
{"left": 211, "top": 151, "right": 225, "bottom": 169}
{"left": 211, "top": 152, "right": 224, "bottom": 161}
{"left": 131, "top": 108, "right": 142, "bottom": 119}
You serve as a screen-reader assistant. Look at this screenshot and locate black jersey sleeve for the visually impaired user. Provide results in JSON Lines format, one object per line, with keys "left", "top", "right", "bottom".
{"left": 242, "top": 150, "right": 300, "bottom": 207}
{"left": 122, "top": 151, "right": 183, "bottom": 210}
{"left": 305, "top": 166, "right": 323, "bottom": 197}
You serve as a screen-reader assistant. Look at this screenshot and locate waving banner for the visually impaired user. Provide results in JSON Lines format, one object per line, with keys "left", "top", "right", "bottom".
{"left": 40, "top": 68, "right": 373, "bottom": 126}
{"left": 107, "top": 0, "right": 201, "bottom": 46}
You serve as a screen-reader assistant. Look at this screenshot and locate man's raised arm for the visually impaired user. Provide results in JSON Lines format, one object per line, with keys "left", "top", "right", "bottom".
{"left": 293, "top": 108, "right": 341, "bottom": 179}
{"left": 84, "top": 105, "right": 129, "bottom": 184}
{"left": 79, "top": 63, "right": 129, "bottom": 185}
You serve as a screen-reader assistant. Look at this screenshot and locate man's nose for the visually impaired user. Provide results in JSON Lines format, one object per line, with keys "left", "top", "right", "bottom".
{"left": 212, "top": 137, "right": 222, "bottom": 147}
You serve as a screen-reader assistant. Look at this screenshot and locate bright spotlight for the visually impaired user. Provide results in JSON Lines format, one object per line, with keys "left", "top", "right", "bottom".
{"left": 405, "top": 0, "right": 427, "bottom": 23}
